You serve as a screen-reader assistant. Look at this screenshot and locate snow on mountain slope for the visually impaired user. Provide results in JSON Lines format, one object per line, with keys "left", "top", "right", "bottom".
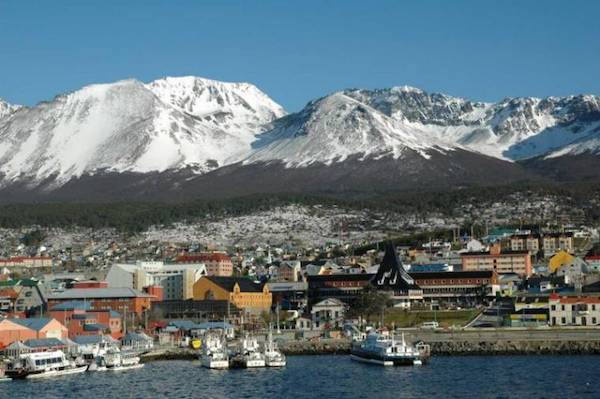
{"left": 344, "top": 88, "right": 600, "bottom": 160}
{"left": 0, "top": 78, "right": 285, "bottom": 187}
{"left": 146, "top": 76, "right": 285, "bottom": 140}
{"left": 243, "top": 92, "right": 454, "bottom": 166}
{"left": 0, "top": 99, "right": 21, "bottom": 121}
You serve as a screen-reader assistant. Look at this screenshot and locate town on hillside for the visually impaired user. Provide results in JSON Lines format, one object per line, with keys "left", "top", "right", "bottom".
{"left": 1, "top": 221, "right": 600, "bottom": 365}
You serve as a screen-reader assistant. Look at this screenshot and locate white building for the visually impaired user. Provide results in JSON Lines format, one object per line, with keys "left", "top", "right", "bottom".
{"left": 106, "top": 261, "right": 206, "bottom": 300}
{"left": 311, "top": 298, "right": 346, "bottom": 330}
{"left": 549, "top": 294, "right": 600, "bottom": 327}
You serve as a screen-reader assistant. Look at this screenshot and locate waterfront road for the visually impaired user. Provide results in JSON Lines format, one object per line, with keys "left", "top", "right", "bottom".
{"left": 400, "top": 328, "right": 600, "bottom": 343}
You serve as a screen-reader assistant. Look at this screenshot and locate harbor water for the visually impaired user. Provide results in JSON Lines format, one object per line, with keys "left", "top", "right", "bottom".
{"left": 2, "top": 355, "right": 599, "bottom": 398}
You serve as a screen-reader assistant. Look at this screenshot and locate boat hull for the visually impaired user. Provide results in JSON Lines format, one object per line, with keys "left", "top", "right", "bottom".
{"left": 350, "top": 349, "right": 424, "bottom": 366}
{"left": 8, "top": 365, "right": 89, "bottom": 379}
{"left": 107, "top": 363, "right": 144, "bottom": 372}
{"left": 243, "top": 359, "right": 266, "bottom": 368}
{"left": 265, "top": 360, "right": 286, "bottom": 367}
{"left": 201, "top": 356, "right": 229, "bottom": 369}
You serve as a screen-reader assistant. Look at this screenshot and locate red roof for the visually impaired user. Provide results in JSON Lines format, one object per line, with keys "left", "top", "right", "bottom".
{"left": 550, "top": 293, "right": 600, "bottom": 304}
{"left": 585, "top": 255, "right": 600, "bottom": 260}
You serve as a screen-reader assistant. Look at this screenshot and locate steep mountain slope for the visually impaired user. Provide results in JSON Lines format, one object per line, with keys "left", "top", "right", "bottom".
{"left": 343, "top": 87, "right": 600, "bottom": 160}
{"left": 244, "top": 92, "right": 454, "bottom": 166}
{"left": 0, "top": 99, "right": 21, "bottom": 121}
{"left": 0, "top": 78, "right": 285, "bottom": 188}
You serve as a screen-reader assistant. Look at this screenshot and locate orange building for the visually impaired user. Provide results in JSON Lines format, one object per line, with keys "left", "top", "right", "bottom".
{"left": 0, "top": 318, "right": 68, "bottom": 348}
{"left": 176, "top": 252, "right": 233, "bottom": 276}
{"left": 461, "top": 244, "right": 532, "bottom": 277}
{"left": 192, "top": 276, "right": 271, "bottom": 313}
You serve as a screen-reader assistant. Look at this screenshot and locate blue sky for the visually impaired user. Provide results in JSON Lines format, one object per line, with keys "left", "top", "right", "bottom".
{"left": 1, "top": 0, "right": 599, "bottom": 111}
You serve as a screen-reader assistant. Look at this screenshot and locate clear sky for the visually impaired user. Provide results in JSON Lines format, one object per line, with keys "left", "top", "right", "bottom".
{"left": 1, "top": 0, "right": 599, "bottom": 111}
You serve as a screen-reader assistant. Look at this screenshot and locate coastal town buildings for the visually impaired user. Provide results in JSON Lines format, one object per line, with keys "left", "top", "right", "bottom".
{"left": 106, "top": 261, "right": 206, "bottom": 300}
{"left": 0, "top": 256, "right": 53, "bottom": 269}
{"left": 461, "top": 244, "right": 532, "bottom": 277}
{"left": 192, "top": 276, "right": 272, "bottom": 313}
{"left": 48, "top": 300, "right": 122, "bottom": 339}
{"left": 47, "top": 287, "right": 155, "bottom": 319}
{"left": 311, "top": 298, "right": 346, "bottom": 329}
{"left": 176, "top": 252, "right": 233, "bottom": 276}
{"left": 0, "top": 318, "right": 68, "bottom": 348}
{"left": 0, "top": 279, "right": 45, "bottom": 315}
{"left": 549, "top": 293, "right": 600, "bottom": 326}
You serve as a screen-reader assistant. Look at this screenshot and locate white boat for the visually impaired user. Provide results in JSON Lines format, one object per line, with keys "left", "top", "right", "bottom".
{"left": 104, "top": 348, "right": 144, "bottom": 371}
{"left": 6, "top": 350, "right": 88, "bottom": 379}
{"left": 240, "top": 335, "right": 266, "bottom": 368}
{"left": 350, "top": 332, "right": 430, "bottom": 366}
{"left": 264, "top": 329, "right": 286, "bottom": 367}
{"left": 200, "top": 335, "right": 229, "bottom": 369}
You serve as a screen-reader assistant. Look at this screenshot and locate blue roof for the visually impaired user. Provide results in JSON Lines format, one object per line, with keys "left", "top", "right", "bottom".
{"left": 83, "top": 323, "right": 106, "bottom": 331}
{"left": 10, "top": 318, "right": 53, "bottom": 331}
{"left": 196, "top": 321, "right": 233, "bottom": 329}
{"left": 123, "top": 332, "right": 153, "bottom": 342}
{"left": 110, "top": 310, "right": 121, "bottom": 318}
{"left": 167, "top": 320, "right": 202, "bottom": 330}
{"left": 23, "top": 338, "right": 65, "bottom": 348}
{"left": 50, "top": 300, "right": 92, "bottom": 311}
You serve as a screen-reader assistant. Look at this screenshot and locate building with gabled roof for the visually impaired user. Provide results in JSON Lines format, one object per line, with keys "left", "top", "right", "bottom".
{"left": 0, "top": 317, "right": 67, "bottom": 348}
{"left": 192, "top": 276, "right": 271, "bottom": 312}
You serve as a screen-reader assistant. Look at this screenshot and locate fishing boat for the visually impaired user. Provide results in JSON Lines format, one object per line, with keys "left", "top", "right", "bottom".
{"left": 5, "top": 350, "right": 88, "bottom": 379}
{"left": 104, "top": 348, "right": 144, "bottom": 371}
{"left": 200, "top": 334, "right": 229, "bottom": 369}
{"left": 264, "top": 329, "right": 286, "bottom": 367}
{"left": 350, "top": 332, "right": 430, "bottom": 366}
{"left": 240, "top": 335, "right": 266, "bottom": 368}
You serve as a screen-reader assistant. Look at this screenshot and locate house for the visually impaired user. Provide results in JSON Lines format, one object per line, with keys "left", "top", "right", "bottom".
{"left": 277, "top": 261, "right": 302, "bottom": 282}
{"left": 192, "top": 276, "right": 272, "bottom": 313}
{"left": 584, "top": 255, "right": 600, "bottom": 272}
{"left": 461, "top": 243, "right": 532, "bottom": 277}
{"left": 0, "top": 279, "right": 46, "bottom": 314}
{"left": 542, "top": 233, "right": 574, "bottom": 256}
{"left": 549, "top": 293, "right": 600, "bottom": 326}
{"left": 176, "top": 252, "right": 233, "bottom": 276}
{"left": 106, "top": 261, "right": 207, "bottom": 300}
{"left": 0, "top": 317, "right": 68, "bottom": 348}
{"left": 295, "top": 316, "right": 312, "bottom": 331}
{"left": 267, "top": 281, "right": 308, "bottom": 311}
{"left": 311, "top": 298, "right": 346, "bottom": 330}
{"left": 510, "top": 234, "right": 540, "bottom": 253}
{"left": 194, "top": 322, "right": 235, "bottom": 339}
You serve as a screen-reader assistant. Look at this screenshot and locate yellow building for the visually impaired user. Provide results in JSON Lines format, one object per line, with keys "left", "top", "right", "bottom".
{"left": 192, "top": 276, "right": 272, "bottom": 312}
{"left": 548, "top": 250, "right": 575, "bottom": 273}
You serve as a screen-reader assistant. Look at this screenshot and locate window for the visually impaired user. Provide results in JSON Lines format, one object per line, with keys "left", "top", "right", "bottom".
{"left": 561, "top": 317, "right": 566, "bottom": 324}
{"left": 551, "top": 305, "right": 556, "bottom": 311}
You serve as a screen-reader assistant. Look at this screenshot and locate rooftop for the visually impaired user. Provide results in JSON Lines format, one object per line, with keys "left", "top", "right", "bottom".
{"left": 47, "top": 287, "right": 153, "bottom": 300}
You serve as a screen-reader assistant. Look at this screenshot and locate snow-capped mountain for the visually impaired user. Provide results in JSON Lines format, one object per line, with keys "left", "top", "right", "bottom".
{"left": 0, "top": 99, "right": 21, "bottom": 121}
{"left": 0, "top": 77, "right": 284, "bottom": 187}
{"left": 341, "top": 87, "right": 600, "bottom": 161}
{"left": 0, "top": 79, "right": 599, "bottom": 201}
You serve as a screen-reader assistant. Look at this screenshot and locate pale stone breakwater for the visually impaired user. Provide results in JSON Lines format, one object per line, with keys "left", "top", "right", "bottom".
{"left": 139, "top": 330, "right": 600, "bottom": 360}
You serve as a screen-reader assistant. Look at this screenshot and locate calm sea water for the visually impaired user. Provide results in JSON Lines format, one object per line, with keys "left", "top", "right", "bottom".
{"left": 1, "top": 355, "right": 599, "bottom": 399}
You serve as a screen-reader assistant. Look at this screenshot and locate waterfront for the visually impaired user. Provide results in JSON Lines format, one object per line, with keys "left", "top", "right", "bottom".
{"left": 2, "top": 355, "right": 599, "bottom": 399}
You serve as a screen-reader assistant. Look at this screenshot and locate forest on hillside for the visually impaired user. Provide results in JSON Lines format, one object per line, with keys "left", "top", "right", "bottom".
{"left": 0, "top": 183, "right": 598, "bottom": 233}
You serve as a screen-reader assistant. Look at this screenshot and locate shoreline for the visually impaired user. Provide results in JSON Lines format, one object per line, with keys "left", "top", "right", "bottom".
{"left": 140, "top": 335, "right": 600, "bottom": 362}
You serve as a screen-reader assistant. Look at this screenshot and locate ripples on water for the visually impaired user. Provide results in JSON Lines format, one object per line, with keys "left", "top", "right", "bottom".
{"left": 1, "top": 355, "right": 599, "bottom": 399}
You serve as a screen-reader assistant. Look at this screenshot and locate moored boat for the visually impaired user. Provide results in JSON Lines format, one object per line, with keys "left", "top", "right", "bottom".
{"left": 5, "top": 350, "right": 88, "bottom": 379}
{"left": 240, "top": 335, "right": 265, "bottom": 368}
{"left": 264, "top": 329, "right": 286, "bottom": 367}
{"left": 350, "top": 332, "right": 430, "bottom": 366}
{"left": 200, "top": 334, "right": 229, "bottom": 369}
{"left": 104, "top": 348, "right": 144, "bottom": 371}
